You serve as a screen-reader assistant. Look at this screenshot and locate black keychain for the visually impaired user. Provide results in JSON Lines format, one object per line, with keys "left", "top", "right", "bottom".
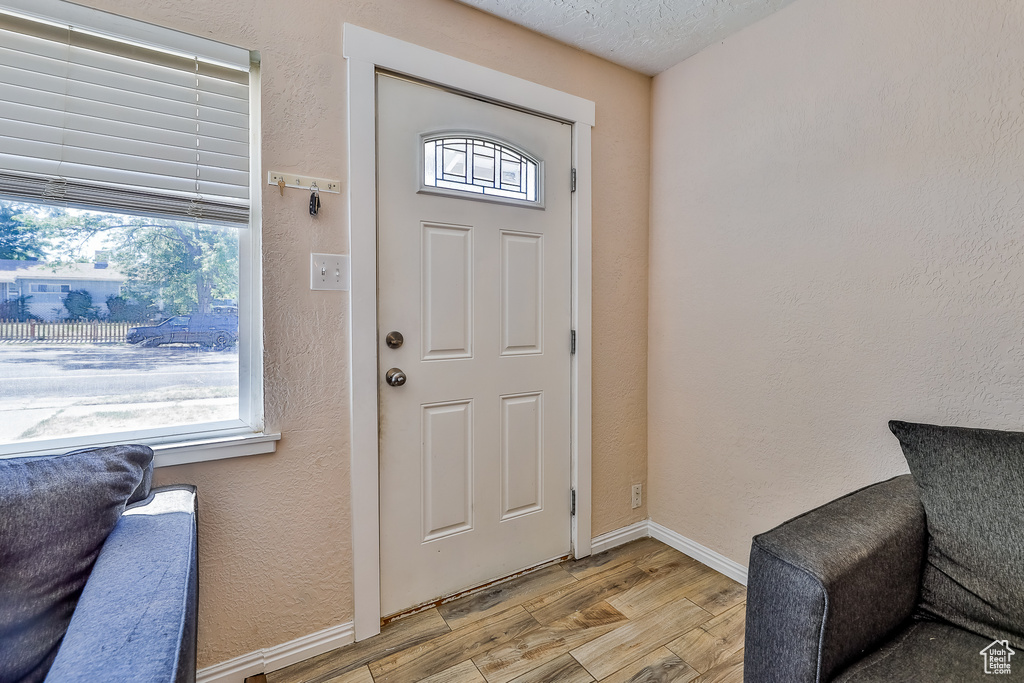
{"left": 309, "top": 183, "right": 321, "bottom": 216}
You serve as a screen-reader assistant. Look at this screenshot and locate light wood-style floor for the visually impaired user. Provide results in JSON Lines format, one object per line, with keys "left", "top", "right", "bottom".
{"left": 266, "top": 538, "right": 746, "bottom": 683}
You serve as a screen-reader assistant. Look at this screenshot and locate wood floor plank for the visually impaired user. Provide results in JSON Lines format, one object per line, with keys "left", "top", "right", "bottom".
{"left": 316, "top": 667, "right": 374, "bottom": 683}
{"left": 606, "top": 560, "right": 712, "bottom": 619}
{"left": 562, "top": 538, "right": 663, "bottom": 580}
{"left": 268, "top": 542, "right": 746, "bottom": 683}
{"left": 666, "top": 629, "right": 740, "bottom": 677}
{"left": 570, "top": 598, "right": 712, "bottom": 680}
{"left": 596, "top": 646, "right": 699, "bottom": 683}
{"left": 679, "top": 573, "right": 746, "bottom": 617}
{"left": 666, "top": 603, "right": 746, "bottom": 675}
{"left": 439, "top": 564, "right": 578, "bottom": 631}
{"left": 368, "top": 606, "right": 539, "bottom": 683}
{"left": 630, "top": 547, "right": 703, "bottom": 577}
{"left": 523, "top": 564, "right": 649, "bottom": 625}
{"left": 690, "top": 648, "right": 743, "bottom": 683}
{"left": 266, "top": 609, "right": 450, "bottom": 683}
{"left": 701, "top": 602, "right": 745, "bottom": 641}
{"left": 474, "top": 601, "right": 626, "bottom": 683}
{"left": 419, "top": 660, "right": 487, "bottom": 683}
{"left": 506, "top": 654, "right": 595, "bottom": 683}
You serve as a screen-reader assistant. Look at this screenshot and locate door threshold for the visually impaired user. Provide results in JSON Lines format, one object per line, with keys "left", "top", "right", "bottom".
{"left": 381, "top": 553, "right": 571, "bottom": 626}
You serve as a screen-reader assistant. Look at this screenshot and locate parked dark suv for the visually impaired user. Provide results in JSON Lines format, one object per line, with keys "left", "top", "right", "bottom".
{"left": 126, "top": 315, "right": 237, "bottom": 349}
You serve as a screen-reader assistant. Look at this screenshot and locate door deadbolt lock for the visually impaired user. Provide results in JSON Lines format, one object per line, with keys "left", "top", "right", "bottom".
{"left": 385, "top": 331, "right": 404, "bottom": 349}
{"left": 385, "top": 368, "right": 407, "bottom": 386}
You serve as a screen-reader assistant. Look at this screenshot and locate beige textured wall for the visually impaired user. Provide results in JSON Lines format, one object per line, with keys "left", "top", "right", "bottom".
{"left": 70, "top": 0, "right": 650, "bottom": 667}
{"left": 648, "top": 0, "right": 1024, "bottom": 566}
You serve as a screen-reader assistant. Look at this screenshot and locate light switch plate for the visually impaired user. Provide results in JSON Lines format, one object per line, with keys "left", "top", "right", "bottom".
{"left": 311, "top": 253, "right": 349, "bottom": 291}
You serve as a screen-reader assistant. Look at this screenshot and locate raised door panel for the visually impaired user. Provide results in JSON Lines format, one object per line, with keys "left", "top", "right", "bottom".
{"left": 499, "top": 392, "right": 543, "bottom": 520}
{"left": 422, "top": 223, "right": 473, "bottom": 360}
{"left": 421, "top": 400, "right": 474, "bottom": 541}
{"left": 500, "top": 231, "right": 543, "bottom": 356}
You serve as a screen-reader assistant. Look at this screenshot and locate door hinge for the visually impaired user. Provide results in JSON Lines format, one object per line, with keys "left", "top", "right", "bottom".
{"left": 570, "top": 330, "right": 576, "bottom": 355}
{"left": 571, "top": 168, "right": 576, "bottom": 193}
{"left": 570, "top": 488, "right": 576, "bottom": 516}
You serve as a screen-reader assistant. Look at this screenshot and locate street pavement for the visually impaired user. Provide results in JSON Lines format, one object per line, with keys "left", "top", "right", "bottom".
{"left": 0, "top": 342, "right": 239, "bottom": 444}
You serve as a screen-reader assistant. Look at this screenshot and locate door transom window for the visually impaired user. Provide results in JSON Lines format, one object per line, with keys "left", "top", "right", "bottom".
{"left": 422, "top": 134, "right": 540, "bottom": 204}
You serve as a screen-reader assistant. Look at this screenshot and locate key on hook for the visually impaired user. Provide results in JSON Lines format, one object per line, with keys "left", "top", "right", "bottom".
{"left": 309, "top": 183, "right": 321, "bottom": 216}
{"left": 278, "top": 178, "right": 286, "bottom": 196}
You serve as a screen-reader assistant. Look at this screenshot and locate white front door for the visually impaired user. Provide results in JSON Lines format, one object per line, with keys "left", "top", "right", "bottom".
{"left": 376, "top": 73, "right": 573, "bottom": 617}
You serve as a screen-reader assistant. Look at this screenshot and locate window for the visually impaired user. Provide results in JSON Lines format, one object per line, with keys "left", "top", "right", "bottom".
{"left": 423, "top": 134, "right": 540, "bottom": 204}
{"left": 0, "top": 0, "right": 266, "bottom": 459}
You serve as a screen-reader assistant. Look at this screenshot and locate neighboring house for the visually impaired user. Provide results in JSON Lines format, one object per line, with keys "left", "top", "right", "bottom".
{"left": 0, "top": 260, "right": 124, "bottom": 321}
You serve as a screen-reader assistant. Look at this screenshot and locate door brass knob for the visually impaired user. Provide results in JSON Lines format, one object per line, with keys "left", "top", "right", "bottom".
{"left": 385, "top": 368, "right": 407, "bottom": 386}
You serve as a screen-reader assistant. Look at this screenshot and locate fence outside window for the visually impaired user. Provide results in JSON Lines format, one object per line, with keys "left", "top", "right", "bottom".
{"left": 0, "top": 319, "right": 131, "bottom": 343}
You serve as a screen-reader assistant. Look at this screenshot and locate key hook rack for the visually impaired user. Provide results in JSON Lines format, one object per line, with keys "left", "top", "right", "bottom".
{"left": 269, "top": 171, "right": 340, "bottom": 197}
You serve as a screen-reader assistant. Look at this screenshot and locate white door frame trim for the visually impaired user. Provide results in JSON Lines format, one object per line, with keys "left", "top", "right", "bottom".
{"left": 344, "top": 24, "right": 593, "bottom": 641}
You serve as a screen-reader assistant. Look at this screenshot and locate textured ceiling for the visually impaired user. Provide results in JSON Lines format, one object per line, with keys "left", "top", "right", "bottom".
{"left": 454, "top": 0, "right": 797, "bottom": 75}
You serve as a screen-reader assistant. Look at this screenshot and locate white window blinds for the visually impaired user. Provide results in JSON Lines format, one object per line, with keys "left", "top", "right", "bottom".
{"left": 0, "top": 2, "right": 253, "bottom": 225}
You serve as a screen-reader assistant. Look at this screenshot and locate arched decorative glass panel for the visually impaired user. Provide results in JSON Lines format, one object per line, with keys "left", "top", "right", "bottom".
{"left": 424, "top": 135, "right": 539, "bottom": 203}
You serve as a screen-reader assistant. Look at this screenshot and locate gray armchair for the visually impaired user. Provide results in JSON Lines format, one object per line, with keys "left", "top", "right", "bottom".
{"left": 45, "top": 484, "right": 199, "bottom": 683}
{"left": 744, "top": 473, "right": 1021, "bottom": 682}
{"left": 0, "top": 445, "right": 198, "bottom": 683}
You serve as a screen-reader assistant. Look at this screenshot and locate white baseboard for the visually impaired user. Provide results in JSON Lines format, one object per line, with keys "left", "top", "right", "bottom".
{"left": 590, "top": 520, "right": 650, "bottom": 554}
{"left": 647, "top": 521, "right": 748, "bottom": 585}
{"left": 591, "top": 520, "right": 748, "bottom": 586}
{"left": 197, "top": 621, "right": 354, "bottom": 683}
{"left": 196, "top": 651, "right": 264, "bottom": 683}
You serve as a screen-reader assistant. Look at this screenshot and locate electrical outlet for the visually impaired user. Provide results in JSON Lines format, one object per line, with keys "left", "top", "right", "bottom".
{"left": 631, "top": 484, "right": 642, "bottom": 509}
{"left": 311, "top": 253, "right": 349, "bottom": 291}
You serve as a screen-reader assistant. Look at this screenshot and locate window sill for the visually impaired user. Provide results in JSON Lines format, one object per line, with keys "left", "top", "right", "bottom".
{"left": 0, "top": 429, "right": 279, "bottom": 465}
{"left": 153, "top": 432, "right": 281, "bottom": 467}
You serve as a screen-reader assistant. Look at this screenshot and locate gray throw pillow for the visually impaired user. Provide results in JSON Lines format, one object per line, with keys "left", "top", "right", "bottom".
{"left": 0, "top": 444, "right": 153, "bottom": 683}
{"left": 889, "top": 421, "right": 1024, "bottom": 648}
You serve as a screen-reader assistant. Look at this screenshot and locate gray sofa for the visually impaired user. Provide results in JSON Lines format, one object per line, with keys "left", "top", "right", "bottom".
{"left": 0, "top": 445, "right": 198, "bottom": 683}
{"left": 744, "top": 421, "right": 1024, "bottom": 682}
